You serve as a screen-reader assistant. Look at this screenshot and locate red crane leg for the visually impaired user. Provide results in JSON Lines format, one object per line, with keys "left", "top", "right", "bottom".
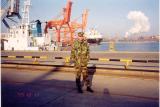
{"left": 70, "top": 32, "right": 74, "bottom": 44}
{"left": 64, "top": 31, "right": 67, "bottom": 43}
{"left": 56, "top": 29, "right": 61, "bottom": 42}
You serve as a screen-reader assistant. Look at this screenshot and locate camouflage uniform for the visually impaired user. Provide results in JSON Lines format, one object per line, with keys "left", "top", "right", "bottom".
{"left": 70, "top": 39, "right": 90, "bottom": 87}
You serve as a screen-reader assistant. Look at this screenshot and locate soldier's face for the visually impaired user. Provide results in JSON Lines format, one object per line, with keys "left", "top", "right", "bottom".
{"left": 78, "top": 36, "right": 84, "bottom": 42}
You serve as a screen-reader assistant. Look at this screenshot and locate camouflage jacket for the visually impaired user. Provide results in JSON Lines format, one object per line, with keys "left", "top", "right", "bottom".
{"left": 70, "top": 40, "right": 90, "bottom": 67}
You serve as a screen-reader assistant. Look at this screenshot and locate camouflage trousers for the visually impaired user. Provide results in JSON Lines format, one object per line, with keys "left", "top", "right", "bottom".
{"left": 75, "top": 66, "right": 91, "bottom": 87}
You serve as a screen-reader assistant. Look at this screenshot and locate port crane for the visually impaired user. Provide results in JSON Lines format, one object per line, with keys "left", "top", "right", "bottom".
{"left": 1, "top": 0, "right": 21, "bottom": 28}
{"left": 62, "top": 9, "right": 88, "bottom": 44}
{"left": 44, "top": 0, "right": 72, "bottom": 44}
{"left": 44, "top": 0, "right": 88, "bottom": 45}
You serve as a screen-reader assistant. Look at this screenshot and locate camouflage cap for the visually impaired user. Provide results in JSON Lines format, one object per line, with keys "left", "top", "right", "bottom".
{"left": 78, "top": 32, "right": 84, "bottom": 37}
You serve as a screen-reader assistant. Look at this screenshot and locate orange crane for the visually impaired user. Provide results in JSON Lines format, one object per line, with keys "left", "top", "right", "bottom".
{"left": 44, "top": 0, "right": 72, "bottom": 43}
{"left": 62, "top": 9, "right": 88, "bottom": 44}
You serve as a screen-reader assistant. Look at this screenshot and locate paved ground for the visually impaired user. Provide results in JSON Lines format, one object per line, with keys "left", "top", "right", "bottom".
{"left": 1, "top": 68, "right": 159, "bottom": 107}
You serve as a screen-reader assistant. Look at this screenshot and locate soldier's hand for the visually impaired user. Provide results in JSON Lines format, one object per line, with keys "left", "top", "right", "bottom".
{"left": 65, "top": 60, "right": 74, "bottom": 66}
{"left": 69, "top": 60, "right": 75, "bottom": 65}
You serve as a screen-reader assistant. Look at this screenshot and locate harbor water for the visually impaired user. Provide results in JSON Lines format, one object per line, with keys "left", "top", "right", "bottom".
{"left": 89, "top": 42, "right": 159, "bottom": 52}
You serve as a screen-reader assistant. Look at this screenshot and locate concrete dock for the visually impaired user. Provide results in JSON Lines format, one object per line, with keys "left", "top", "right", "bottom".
{"left": 1, "top": 51, "right": 159, "bottom": 107}
{"left": 1, "top": 67, "right": 159, "bottom": 107}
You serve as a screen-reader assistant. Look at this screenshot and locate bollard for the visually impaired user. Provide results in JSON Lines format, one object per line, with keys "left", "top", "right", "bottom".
{"left": 109, "top": 42, "right": 115, "bottom": 51}
{"left": 33, "top": 58, "right": 39, "bottom": 64}
{"left": 65, "top": 56, "right": 70, "bottom": 63}
{"left": 120, "top": 59, "right": 132, "bottom": 69}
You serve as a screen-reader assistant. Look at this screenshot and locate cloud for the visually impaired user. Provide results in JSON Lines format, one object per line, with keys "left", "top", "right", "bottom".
{"left": 125, "top": 11, "right": 150, "bottom": 37}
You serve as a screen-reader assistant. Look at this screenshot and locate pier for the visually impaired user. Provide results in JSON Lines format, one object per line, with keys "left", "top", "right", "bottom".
{"left": 2, "top": 51, "right": 159, "bottom": 71}
{"left": 1, "top": 51, "right": 159, "bottom": 107}
{"left": 2, "top": 67, "right": 159, "bottom": 107}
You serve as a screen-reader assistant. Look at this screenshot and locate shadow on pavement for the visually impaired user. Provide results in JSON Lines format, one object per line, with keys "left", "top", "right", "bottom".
{"left": 2, "top": 67, "right": 159, "bottom": 107}
{"left": 2, "top": 79, "right": 75, "bottom": 107}
{"left": 88, "top": 64, "right": 96, "bottom": 87}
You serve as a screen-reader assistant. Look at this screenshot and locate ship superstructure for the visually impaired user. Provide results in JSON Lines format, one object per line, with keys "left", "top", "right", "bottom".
{"left": 1, "top": 0, "right": 47, "bottom": 50}
{"left": 85, "top": 28, "right": 103, "bottom": 44}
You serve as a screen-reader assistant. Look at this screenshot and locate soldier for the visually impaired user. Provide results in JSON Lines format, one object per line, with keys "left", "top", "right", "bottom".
{"left": 70, "top": 32, "right": 94, "bottom": 93}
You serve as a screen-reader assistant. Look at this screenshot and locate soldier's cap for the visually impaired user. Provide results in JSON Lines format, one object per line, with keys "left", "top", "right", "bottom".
{"left": 78, "top": 32, "right": 84, "bottom": 37}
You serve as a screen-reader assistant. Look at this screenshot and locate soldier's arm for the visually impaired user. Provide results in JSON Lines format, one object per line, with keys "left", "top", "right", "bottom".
{"left": 86, "top": 44, "right": 90, "bottom": 62}
{"left": 70, "top": 42, "right": 76, "bottom": 61}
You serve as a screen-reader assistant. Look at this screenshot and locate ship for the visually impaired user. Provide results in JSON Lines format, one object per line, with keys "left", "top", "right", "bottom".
{"left": 1, "top": 0, "right": 53, "bottom": 51}
{"left": 85, "top": 28, "right": 103, "bottom": 44}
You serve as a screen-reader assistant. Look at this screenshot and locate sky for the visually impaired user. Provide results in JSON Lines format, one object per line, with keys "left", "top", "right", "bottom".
{"left": 2, "top": 0, "right": 159, "bottom": 37}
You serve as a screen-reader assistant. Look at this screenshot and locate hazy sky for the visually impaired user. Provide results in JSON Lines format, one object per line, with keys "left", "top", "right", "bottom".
{"left": 2, "top": 0, "right": 159, "bottom": 37}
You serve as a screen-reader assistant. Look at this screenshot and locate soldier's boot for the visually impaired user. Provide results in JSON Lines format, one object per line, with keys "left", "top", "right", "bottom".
{"left": 86, "top": 87, "right": 94, "bottom": 93}
{"left": 76, "top": 79, "right": 83, "bottom": 93}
